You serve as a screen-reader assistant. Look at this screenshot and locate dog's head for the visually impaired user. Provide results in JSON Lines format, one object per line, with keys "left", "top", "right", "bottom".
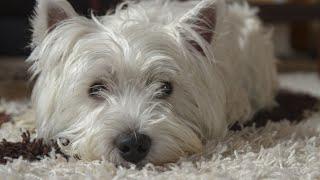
{"left": 28, "top": 0, "right": 226, "bottom": 165}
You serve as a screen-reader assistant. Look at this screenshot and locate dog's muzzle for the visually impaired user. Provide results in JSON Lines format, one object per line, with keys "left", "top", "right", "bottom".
{"left": 115, "top": 132, "right": 151, "bottom": 164}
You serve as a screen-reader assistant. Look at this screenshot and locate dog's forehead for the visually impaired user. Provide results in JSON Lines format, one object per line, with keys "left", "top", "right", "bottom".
{"left": 64, "top": 27, "right": 180, "bottom": 82}
{"left": 84, "top": 24, "right": 180, "bottom": 65}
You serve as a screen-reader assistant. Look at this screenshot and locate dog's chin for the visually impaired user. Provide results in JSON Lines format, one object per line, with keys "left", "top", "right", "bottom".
{"left": 113, "top": 156, "right": 182, "bottom": 168}
{"left": 70, "top": 148, "right": 182, "bottom": 168}
{"left": 116, "top": 146, "right": 202, "bottom": 167}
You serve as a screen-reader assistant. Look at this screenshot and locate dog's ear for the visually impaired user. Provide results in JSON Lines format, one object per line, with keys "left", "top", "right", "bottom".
{"left": 31, "top": 0, "right": 78, "bottom": 46}
{"left": 179, "top": 0, "right": 224, "bottom": 53}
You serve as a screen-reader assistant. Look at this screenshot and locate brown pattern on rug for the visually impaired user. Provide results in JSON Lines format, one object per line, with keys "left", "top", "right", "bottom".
{"left": 0, "top": 132, "right": 68, "bottom": 164}
{"left": 0, "top": 89, "right": 318, "bottom": 165}
{"left": 250, "top": 89, "right": 319, "bottom": 127}
{"left": 232, "top": 89, "right": 319, "bottom": 130}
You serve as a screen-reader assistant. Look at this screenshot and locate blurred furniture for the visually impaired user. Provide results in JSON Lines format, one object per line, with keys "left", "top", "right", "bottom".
{"left": 252, "top": 3, "right": 320, "bottom": 75}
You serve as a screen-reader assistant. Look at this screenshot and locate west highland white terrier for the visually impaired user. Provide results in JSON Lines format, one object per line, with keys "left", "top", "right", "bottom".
{"left": 27, "top": 0, "right": 278, "bottom": 165}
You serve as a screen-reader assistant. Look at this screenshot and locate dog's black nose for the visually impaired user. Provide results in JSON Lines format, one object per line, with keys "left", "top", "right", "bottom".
{"left": 115, "top": 133, "right": 151, "bottom": 164}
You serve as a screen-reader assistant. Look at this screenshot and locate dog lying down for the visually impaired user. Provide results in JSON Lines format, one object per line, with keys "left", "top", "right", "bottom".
{"left": 27, "top": 0, "right": 279, "bottom": 166}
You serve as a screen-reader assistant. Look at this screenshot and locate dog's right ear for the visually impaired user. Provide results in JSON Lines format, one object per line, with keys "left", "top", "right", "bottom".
{"left": 31, "top": 0, "right": 78, "bottom": 46}
{"left": 177, "top": 0, "right": 225, "bottom": 54}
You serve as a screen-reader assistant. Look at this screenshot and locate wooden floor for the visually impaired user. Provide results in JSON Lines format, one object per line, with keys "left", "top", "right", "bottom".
{"left": 0, "top": 56, "right": 318, "bottom": 100}
{"left": 0, "top": 57, "right": 31, "bottom": 100}
{"left": 277, "top": 59, "right": 319, "bottom": 72}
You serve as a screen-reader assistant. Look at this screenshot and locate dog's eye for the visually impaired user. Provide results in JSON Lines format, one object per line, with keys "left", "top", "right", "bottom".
{"left": 89, "top": 82, "right": 108, "bottom": 98}
{"left": 157, "top": 81, "right": 173, "bottom": 99}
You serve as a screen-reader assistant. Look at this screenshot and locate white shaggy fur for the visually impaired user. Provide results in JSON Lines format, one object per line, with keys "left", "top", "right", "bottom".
{"left": 27, "top": 0, "right": 278, "bottom": 165}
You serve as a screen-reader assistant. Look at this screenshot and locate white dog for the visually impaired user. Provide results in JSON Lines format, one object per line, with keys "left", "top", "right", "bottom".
{"left": 27, "top": 0, "right": 278, "bottom": 165}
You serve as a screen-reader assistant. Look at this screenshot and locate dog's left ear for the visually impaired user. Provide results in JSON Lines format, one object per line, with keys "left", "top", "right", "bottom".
{"left": 178, "top": 0, "right": 224, "bottom": 52}
{"left": 31, "top": 0, "right": 78, "bottom": 46}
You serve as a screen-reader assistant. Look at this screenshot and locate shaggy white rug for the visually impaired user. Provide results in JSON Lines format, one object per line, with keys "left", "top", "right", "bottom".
{"left": 0, "top": 72, "right": 319, "bottom": 180}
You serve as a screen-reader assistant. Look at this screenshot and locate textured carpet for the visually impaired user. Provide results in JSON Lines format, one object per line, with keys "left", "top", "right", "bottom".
{"left": 0, "top": 72, "right": 319, "bottom": 179}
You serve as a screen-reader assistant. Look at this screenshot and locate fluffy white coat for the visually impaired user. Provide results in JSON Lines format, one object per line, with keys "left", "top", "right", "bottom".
{"left": 28, "top": 0, "right": 278, "bottom": 165}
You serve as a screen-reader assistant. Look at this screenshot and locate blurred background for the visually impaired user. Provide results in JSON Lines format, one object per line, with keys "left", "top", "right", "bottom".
{"left": 0, "top": 0, "right": 319, "bottom": 99}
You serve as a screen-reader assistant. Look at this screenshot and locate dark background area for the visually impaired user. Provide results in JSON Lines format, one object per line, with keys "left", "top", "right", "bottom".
{"left": 0, "top": 0, "right": 319, "bottom": 61}
{"left": 0, "top": 0, "right": 35, "bottom": 55}
{"left": 0, "top": 0, "right": 122, "bottom": 56}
